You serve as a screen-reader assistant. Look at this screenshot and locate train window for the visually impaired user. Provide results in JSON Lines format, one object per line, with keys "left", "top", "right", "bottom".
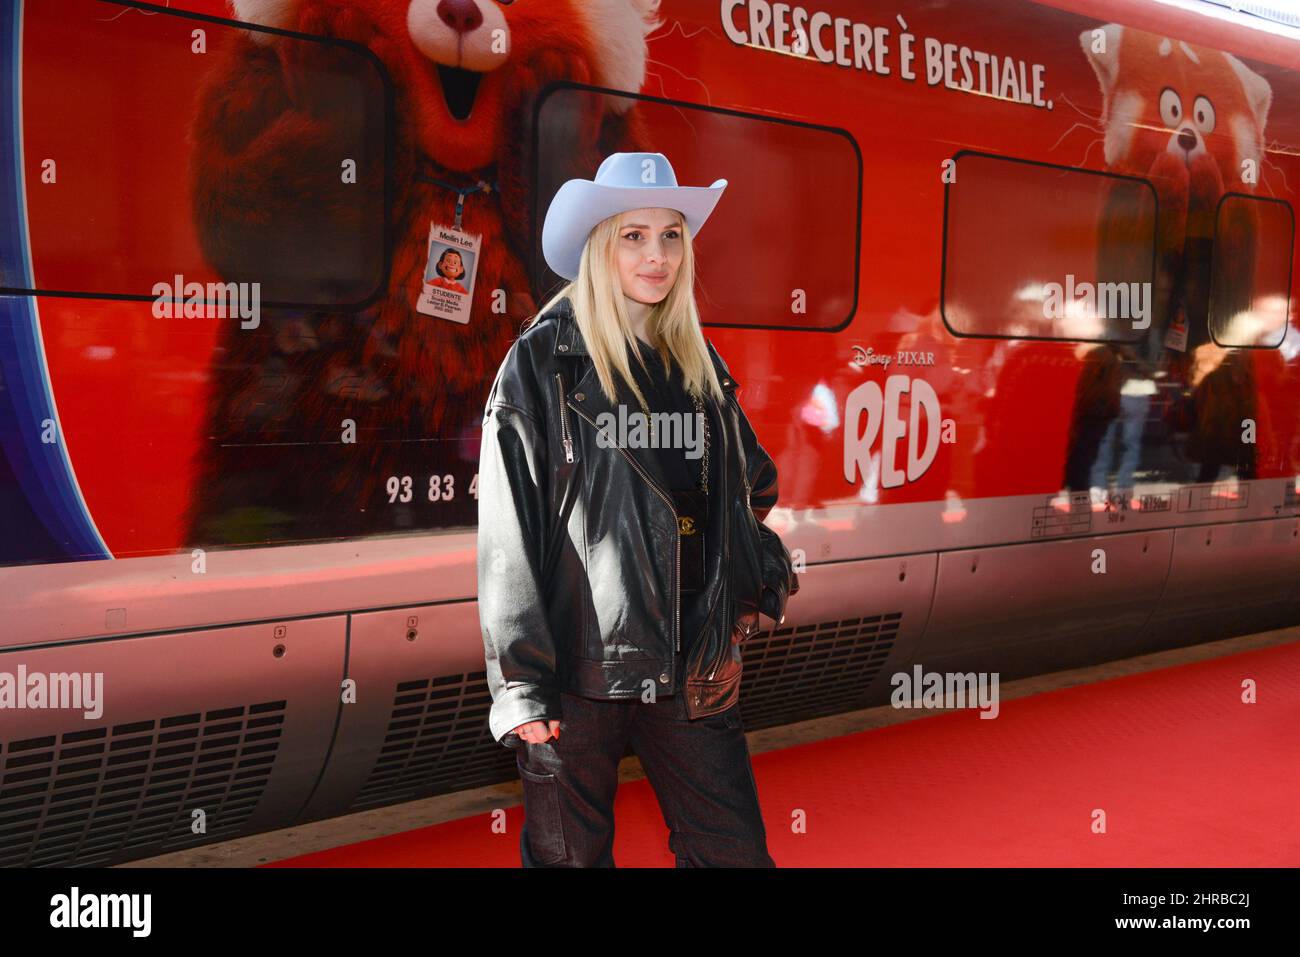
{"left": 941, "top": 151, "right": 1157, "bottom": 343}
{"left": 1208, "top": 194, "right": 1294, "bottom": 349}
{"left": 532, "top": 84, "right": 860, "bottom": 331}
{"left": 7, "top": 4, "right": 390, "bottom": 311}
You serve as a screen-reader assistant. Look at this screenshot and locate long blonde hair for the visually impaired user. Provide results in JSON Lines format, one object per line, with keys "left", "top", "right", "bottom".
{"left": 527, "top": 211, "right": 725, "bottom": 411}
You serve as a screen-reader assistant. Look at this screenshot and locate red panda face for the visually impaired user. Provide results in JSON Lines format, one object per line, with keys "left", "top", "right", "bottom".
{"left": 1080, "top": 23, "right": 1271, "bottom": 196}
{"left": 229, "top": 0, "right": 661, "bottom": 168}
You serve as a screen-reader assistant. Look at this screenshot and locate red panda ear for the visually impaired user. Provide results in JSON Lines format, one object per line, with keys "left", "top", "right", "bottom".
{"left": 578, "top": 0, "right": 665, "bottom": 116}
{"left": 1225, "top": 52, "right": 1273, "bottom": 131}
{"left": 1079, "top": 23, "right": 1124, "bottom": 102}
{"left": 230, "top": 0, "right": 301, "bottom": 43}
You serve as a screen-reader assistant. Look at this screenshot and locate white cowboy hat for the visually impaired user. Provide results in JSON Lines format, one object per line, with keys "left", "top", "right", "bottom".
{"left": 541, "top": 151, "right": 728, "bottom": 281}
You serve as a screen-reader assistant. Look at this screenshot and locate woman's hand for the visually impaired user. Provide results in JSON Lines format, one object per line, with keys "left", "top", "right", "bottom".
{"left": 511, "top": 719, "right": 561, "bottom": 744}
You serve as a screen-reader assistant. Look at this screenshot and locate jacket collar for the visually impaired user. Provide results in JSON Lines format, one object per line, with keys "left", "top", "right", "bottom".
{"left": 546, "top": 296, "right": 739, "bottom": 506}
{"left": 548, "top": 296, "right": 740, "bottom": 392}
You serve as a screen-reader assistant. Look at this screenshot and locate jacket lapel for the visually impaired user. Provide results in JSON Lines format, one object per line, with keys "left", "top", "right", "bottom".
{"left": 550, "top": 298, "right": 738, "bottom": 499}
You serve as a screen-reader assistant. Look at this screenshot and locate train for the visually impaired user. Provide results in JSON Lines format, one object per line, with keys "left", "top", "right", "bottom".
{"left": 0, "top": 0, "right": 1297, "bottom": 865}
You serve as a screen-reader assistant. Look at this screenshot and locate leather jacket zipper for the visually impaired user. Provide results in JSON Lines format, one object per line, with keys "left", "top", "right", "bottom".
{"left": 716, "top": 393, "right": 730, "bottom": 676}
{"left": 701, "top": 401, "right": 729, "bottom": 678}
{"left": 566, "top": 399, "right": 681, "bottom": 655}
{"left": 554, "top": 373, "right": 575, "bottom": 463}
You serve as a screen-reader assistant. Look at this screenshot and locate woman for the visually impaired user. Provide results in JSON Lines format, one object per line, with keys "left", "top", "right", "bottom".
{"left": 477, "top": 151, "right": 798, "bottom": 867}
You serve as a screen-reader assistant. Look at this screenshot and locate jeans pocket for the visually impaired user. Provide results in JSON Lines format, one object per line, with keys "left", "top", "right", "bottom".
{"left": 517, "top": 762, "right": 567, "bottom": 865}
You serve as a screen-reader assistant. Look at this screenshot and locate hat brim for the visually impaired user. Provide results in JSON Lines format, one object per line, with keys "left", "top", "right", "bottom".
{"left": 542, "top": 178, "right": 728, "bottom": 281}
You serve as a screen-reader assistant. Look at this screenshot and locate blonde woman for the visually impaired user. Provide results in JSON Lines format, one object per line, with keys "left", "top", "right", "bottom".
{"left": 477, "top": 152, "right": 797, "bottom": 867}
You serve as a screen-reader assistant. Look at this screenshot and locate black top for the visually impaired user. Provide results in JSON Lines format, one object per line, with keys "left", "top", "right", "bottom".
{"left": 621, "top": 336, "right": 718, "bottom": 673}
{"left": 624, "top": 336, "right": 714, "bottom": 494}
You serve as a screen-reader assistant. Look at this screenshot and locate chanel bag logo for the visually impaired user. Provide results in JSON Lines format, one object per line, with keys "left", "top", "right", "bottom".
{"left": 672, "top": 487, "right": 707, "bottom": 592}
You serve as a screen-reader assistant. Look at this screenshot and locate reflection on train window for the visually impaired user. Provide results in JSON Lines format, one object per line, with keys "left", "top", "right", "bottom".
{"left": 11, "top": 5, "right": 389, "bottom": 310}
{"left": 1209, "top": 195, "right": 1294, "bottom": 349}
{"left": 533, "top": 85, "right": 860, "bottom": 331}
{"left": 942, "top": 151, "right": 1157, "bottom": 342}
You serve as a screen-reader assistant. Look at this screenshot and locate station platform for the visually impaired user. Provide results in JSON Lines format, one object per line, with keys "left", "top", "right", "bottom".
{"left": 124, "top": 628, "right": 1300, "bottom": 868}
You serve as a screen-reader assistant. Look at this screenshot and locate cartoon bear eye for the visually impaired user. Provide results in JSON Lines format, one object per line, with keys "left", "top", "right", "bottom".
{"left": 1192, "top": 95, "right": 1216, "bottom": 134}
{"left": 1159, "top": 87, "right": 1183, "bottom": 128}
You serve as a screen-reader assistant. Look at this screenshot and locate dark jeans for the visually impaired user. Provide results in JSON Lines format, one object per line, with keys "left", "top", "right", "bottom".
{"left": 510, "top": 689, "right": 775, "bottom": 867}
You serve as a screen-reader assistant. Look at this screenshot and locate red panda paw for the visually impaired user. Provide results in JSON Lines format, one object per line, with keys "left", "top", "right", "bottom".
{"left": 1149, "top": 150, "right": 1191, "bottom": 191}
{"left": 513, "top": 290, "right": 538, "bottom": 320}
{"left": 292, "top": 0, "right": 382, "bottom": 46}
{"left": 276, "top": 1, "right": 385, "bottom": 116}
{"left": 514, "top": 47, "right": 594, "bottom": 93}
{"left": 1187, "top": 151, "right": 1226, "bottom": 204}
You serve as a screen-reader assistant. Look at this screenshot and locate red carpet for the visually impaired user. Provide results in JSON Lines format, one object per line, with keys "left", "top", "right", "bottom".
{"left": 265, "top": 642, "right": 1300, "bottom": 866}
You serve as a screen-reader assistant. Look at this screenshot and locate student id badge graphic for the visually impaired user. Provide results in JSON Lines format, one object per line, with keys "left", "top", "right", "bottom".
{"left": 417, "top": 222, "right": 481, "bottom": 324}
{"left": 1164, "top": 306, "right": 1188, "bottom": 352}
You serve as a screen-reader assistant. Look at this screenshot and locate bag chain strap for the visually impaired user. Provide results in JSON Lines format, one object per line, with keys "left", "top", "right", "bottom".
{"left": 632, "top": 382, "right": 708, "bottom": 497}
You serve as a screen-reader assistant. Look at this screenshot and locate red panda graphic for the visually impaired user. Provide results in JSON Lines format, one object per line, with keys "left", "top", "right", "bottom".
{"left": 185, "top": 0, "right": 660, "bottom": 544}
{"left": 1071, "top": 23, "right": 1276, "bottom": 486}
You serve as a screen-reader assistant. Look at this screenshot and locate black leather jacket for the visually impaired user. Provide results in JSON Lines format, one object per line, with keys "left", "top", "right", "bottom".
{"left": 477, "top": 296, "right": 798, "bottom": 746}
